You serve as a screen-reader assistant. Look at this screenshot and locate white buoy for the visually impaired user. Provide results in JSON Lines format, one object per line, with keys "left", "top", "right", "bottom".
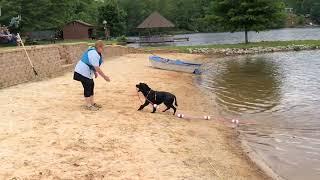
{"left": 204, "top": 116, "right": 211, "bottom": 120}
{"left": 153, "top": 104, "right": 160, "bottom": 109}
{"left": 177, "top": 114, "right": 184, "bottom": 118}
{"left": 232, "top": 119, "right": 235, "bottom": 123}
{"left": 235, "top": 119, "right": 239, "bottom": 124}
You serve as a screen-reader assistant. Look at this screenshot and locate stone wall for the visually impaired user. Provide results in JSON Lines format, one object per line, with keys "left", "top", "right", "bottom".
{"left": 0, "top": 43, "right": 142, "bottom": 89}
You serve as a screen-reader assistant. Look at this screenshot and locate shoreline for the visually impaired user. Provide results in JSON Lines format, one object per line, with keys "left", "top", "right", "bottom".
{"left": 145, "top": 53, "right": 274, "bottom": 180}
{"left": 143, "top": 40, "right": 320, "bottom": 56}
{"left": 0, "top": 53, "right": 270, "bottom": 179}
{"left": 240, "top": 137, "right": 284, "bottom": 180}
{"left": 186, "top": 44, "right": 320, "bottom": 56}
{"left": 193, "top": 61, "right": 283, "bottom": 180}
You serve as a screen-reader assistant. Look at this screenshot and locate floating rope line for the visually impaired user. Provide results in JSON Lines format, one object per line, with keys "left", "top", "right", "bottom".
{"left": 136, "top": 89, "right": 256, "bottom": 126}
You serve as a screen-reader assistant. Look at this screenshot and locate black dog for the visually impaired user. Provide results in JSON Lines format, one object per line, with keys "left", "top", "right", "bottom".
{"left": 136, "top": 83, "right": 178, "bottom": 115}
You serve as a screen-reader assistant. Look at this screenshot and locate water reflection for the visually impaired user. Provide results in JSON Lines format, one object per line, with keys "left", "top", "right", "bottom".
{"left": 200, "top": 56, "right": 282, "bottom": 115}
{"left": 198, "top": 51, "right": 320, "bottom": 180}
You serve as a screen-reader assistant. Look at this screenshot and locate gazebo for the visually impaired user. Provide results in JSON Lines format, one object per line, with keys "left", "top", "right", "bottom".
{"left": 136, "top": 11, "right": 175, "bottom": 43}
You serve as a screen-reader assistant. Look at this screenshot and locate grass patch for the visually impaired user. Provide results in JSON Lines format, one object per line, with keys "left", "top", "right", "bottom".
{"left": 143, "top": 40, "right": 320, "bottom": 52}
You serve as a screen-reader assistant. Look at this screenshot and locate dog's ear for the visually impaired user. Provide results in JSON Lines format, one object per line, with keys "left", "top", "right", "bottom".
{"left": 137, "top": 82, "right": 144, "bottom": 87}
{"left": 144, "top": 83, "right": 151, "bottom": 91}
{"left": 138, "top": 83, "right": 147, "bottom": 92}
{"left": 136, "top": 83, "right": 141, "bottom": 91}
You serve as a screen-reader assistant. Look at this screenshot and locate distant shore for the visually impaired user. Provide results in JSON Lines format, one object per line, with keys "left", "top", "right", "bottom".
{"left": 144, "top": 40, "right": 320, "bottom": 56}
{"left": 142, "top": 26, "right": 320, "bottom": 36}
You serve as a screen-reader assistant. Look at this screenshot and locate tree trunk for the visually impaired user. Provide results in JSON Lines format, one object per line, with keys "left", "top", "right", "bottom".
{"left": 244, "top": 27, "right": 249, "bottom": 44}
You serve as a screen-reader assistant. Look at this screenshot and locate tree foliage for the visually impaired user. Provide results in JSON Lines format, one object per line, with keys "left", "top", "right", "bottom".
{"left": 118, "top": 0, "right": 226, "bottom": 34}
{"left": 310, "top": 2, "right": 320, "bottom": 24}
{"left": 209, "top": 0, "right": 286, "bottom": 43}
{"left": 1, "top": 0, "right": 306, "bottom": 37}
{"left": 0, "top": 0, "right": 99, "bottom": 31}
{"left": 98, "top": 0, "right": 127, "bottom": 36}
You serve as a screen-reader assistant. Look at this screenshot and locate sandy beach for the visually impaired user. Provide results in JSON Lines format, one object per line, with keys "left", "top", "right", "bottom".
{"left": 0, "top": 53, "right": 269, "bottom": 179}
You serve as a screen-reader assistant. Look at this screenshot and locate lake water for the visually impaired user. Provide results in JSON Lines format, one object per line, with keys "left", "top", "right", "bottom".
{"left": 197, "top": 50, "right": 320, "bottom": 180}
{"left": 127, "top": 27, "right": 320, "bottom": 47}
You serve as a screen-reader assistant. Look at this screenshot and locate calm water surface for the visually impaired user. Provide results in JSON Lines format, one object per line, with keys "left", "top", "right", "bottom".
{"left": 197, "top": 50, "right": 320, "bottom": 180}
{"left": 128, "top": 27, "right": 320, "bottom": 47}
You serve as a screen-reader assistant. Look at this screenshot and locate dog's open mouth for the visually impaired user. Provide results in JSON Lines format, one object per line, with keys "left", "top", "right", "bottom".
{"left": 136, "top": 85, "right": 141, "bottom": 92}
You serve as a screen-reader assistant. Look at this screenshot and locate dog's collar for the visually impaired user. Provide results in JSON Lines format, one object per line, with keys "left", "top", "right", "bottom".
{"left": 139, "top": 89, "right": 157, "bottom": 105}
{"left": 146, "top": 90, "right": 157, "bottom": 101}
{"left": 146, "top": 90, "right": 151, "bottom": 97}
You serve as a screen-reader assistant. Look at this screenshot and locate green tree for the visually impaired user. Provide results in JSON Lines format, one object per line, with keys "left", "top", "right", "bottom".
{"left": 310, "top": 2, "right": 320, "bottom": 24}
{"left": 167, "top": 0, "right": 209, "bottom": 31}
{"left": 119, "top": 0, "right": 150, "bottom": 35}
{"left": 66, "top": 0, "right": 100, "bottom": 25}
{"left": 118, "top": 0, "right": 217, "bottom": 34}
{"left": 0, "top": 0, "right": 71, "bottom": 31}
{"left": 98, "top": 0, "right": 127, "bottom": 37}
{"left": 210, "top": 0, "right": 286, "bottom": 43}
{"left": 298, "top": 15, "right": 305, "bottom": 25}
{"left": 0, "top": 0, "right": 101, "bottom": 32}
{"left": 283, "top": 0, "right": 318, "bottom": 15}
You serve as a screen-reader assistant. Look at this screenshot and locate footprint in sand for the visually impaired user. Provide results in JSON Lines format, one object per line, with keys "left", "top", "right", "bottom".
{"left": 158, "top": 148, "right": 166, "bottom": 153}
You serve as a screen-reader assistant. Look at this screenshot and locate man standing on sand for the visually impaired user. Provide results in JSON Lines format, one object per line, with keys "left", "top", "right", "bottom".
{"left": 73, "top": 40, "right": 111, "bottom": 111}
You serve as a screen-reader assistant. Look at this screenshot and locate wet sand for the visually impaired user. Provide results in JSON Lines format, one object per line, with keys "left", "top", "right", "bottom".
{"left": 0, "top": 53, "right": 269, "bottom": 179}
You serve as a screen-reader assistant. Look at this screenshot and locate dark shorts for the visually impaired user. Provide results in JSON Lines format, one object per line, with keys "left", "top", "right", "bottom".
{"left": 73, "top": 72, "right": 94, "bottom": 97}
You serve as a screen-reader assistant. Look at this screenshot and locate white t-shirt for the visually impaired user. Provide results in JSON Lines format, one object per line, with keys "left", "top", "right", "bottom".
{"left": 74, "top": 50, "right": 101, "bottom": 79}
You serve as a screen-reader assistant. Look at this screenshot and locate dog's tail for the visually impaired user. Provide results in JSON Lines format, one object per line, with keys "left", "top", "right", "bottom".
{"left": 174, "top": 96, "right": 178, "bottom": 106}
